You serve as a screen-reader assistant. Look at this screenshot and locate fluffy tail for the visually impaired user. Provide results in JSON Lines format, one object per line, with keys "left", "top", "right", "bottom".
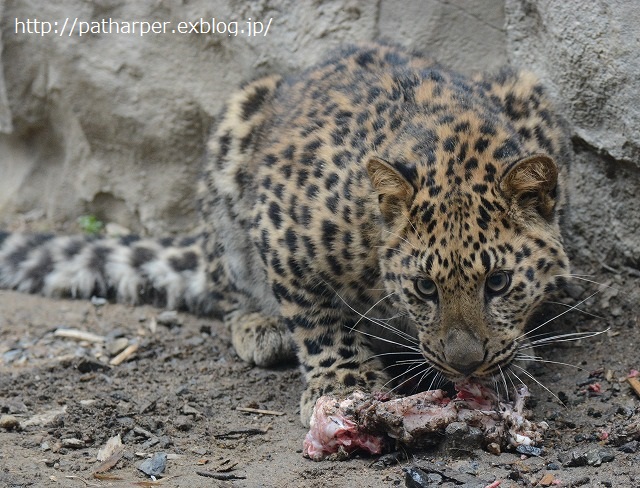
{"left": 0, "top": 231, "right": 209, "bottom": 312}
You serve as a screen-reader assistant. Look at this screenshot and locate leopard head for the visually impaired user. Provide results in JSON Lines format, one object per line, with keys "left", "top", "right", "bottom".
{"left": 366, "top": 151, "right": 569, "bottom": 383}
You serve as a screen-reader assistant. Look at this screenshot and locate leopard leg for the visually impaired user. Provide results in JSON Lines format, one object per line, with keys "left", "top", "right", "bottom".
{"left": 225, "top": 310, "right": 296, "bottom": 367}
{"left": 283, "top": 302, "right": 390, "bottom": 426}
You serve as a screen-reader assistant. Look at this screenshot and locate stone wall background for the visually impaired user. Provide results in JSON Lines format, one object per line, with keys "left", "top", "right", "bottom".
{"left": 0, "top": 0, "right": 637, "bottom": 270}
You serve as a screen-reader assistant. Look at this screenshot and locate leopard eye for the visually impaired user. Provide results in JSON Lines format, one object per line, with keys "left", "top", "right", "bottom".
{"left": 415, "top": 278, "right": 438, "bottom": 300}
{"left": 485, "top": 271, "right": 512, "bottom": 296}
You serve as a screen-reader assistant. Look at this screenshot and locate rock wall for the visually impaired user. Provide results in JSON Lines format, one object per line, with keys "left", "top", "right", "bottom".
{"left": 506, "top": 0, "right": 640, "bottom": 269}
{"left": 0, "top": 0, "right": 637, "bottom": 269}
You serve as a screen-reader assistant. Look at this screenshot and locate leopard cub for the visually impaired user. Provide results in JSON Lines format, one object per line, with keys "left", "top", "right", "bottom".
{"left": 0, "top": 43, "right": 571, "bottom": 426}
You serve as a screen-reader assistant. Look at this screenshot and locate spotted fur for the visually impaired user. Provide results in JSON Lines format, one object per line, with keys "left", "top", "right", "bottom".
{"left": 0, "top": 43, "right": 572, "bottom": 426}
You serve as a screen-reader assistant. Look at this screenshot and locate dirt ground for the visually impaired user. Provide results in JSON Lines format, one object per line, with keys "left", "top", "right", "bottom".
{"left": 1, "top": 261, "right": 639, "bottom": 487}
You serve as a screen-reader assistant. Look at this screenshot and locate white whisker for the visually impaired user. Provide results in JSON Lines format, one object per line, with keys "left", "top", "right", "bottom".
{"left": 526, "top": 328, "right": 610, "bottom": 346}
{"left": 509, "top": 364, "right": 565, "bottom": 406}
{"left": 518, "top": 291, "right": 601, "bottom": 341}
{"left": 381, "top": 229, "right": 417, "bottom": 250}
{"left": 349, "top": 291, "right": 398, "bottom": 331}
{"left": 321, "top": 279, "right": 419, "bottom": 346}
{"left": 497, "top": 365, "right": 510, "bottom": 402}
{"left": 556, "top": 273, "right": 618, "bottom": 290}
{"left": 544, "top": 300, "right": 604, "bottom": 320}
{"left": 383, "top": 361, "right": 432, "bottom": 392}
{"left": 515, "top": 354, "right": 585, "bottom": 371}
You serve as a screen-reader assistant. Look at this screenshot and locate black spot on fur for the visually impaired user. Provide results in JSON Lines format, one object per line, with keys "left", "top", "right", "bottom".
{"left": 443, "top": 136, "right": 458, "bottom": 152}
{"left": 119, "top": 235, "right": 140, "bottom": 246}
{"left": 169, "top": 251, "right": 199, "bottom": 272}
{"left": 343, "top": 374, "right": 357, "bottom": 387}
{"left": 480, "top": 250, "right": 491, "bottom": 273}
{"left": 64, "top": 239, "right": 86, "bottom": 258}
{"left": 239, "top": 133, "right": 253, "bottom": 153}
{"left": 525, "top": 267, "right": 535, "bottom": 281}
{"left": 241, "top": 86, "right": 270, "bottom": 120}
{"left": 304, "top": 338, "right": 322, "bottom": 355}
{"left": 131, "top": 246, "right": 156, "bottom": 268}
{"left": 320, "top": 357, "right": 337, "bottom": 368}
{"left": 321, "top": 220, "right": 339, "bottom": 248}
{"left": 493, "top": 139, "right": 519, "bottom": 160}
{"left": 6, "top": 234, "right": 54, "bottom": 270}
{"left": 218, "top": 132, "right": 231, "bottom": 158}
{"left": 24, "top": 249, "right": 54, "bottom": 293}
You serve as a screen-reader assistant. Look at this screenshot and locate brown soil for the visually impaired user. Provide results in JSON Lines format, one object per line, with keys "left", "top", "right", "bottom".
{"left": 1, "top": 266, "right": 639, "bottom": 487}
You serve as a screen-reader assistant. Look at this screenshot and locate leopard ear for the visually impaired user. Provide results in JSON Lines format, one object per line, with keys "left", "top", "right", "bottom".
{"left": 366, "top": 156, "right": 414, "bottom": 226}
{"left": 501, "top": 154, "right": 559, "bottom": 221}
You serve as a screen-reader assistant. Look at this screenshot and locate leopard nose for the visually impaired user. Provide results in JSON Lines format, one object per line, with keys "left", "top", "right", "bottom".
{"left": 443, "top": 328, "right": 485, "bottom": 377}
{"left": 449, "top": 359, "right": 484, "bottom": 377}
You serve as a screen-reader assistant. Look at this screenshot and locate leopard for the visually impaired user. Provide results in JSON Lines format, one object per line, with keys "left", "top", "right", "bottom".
{"left": 0, "top": 42, "right": 572, "bottom": 426}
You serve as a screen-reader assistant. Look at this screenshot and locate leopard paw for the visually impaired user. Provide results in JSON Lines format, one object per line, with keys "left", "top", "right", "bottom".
{"left": 226, "top": 311, "right": 296, "bottom": 367}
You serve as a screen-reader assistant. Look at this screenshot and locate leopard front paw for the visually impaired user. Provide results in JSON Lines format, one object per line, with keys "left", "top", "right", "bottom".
{"left": 226, "top": 311, "right": 296, "bottom": 367}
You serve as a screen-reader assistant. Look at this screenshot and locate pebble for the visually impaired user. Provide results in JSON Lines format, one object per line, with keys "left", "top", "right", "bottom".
{"left": 618, "top": 440, "right": 639, "bottom": 453}
{"left": 157, "top": 311, "right": 181, "bottom": 327}
{"left": 138, "top": 452, "right": 167, "bottom": 477}
{"left": 173, "top": 415, "right": 193, "bottom": 431}
{"left": 403, "top": 467, "right": 431, "bottom": 488}
{"left": 564, "top": 448, "right": 615, "bottom": 467}
{"left": 0, "top": 415, "right": 20, "bottom": 430}
{"left": 107, "top": 337, "right": 130, "bottom": 356}
{"left": 486, "top": 442, "right": 501, "bottom": 455}
{"left": 76, "top": 357, "right": 109, "bottom": 373}
{"left": 370, "top": 451, "right": 406, "bottom": 470}
{"left": 2, "top": 349, "right": 22, "bottom": 364}
{"left": 441, "top": 421, "right": 483, "bottom": 452}
{"left": 61, "top": 438, "right": 85, "bottom": 449}
{"left": 90, "top": 296, "right": 107, "bottom": 306}
{"left": 516, "top": 444, "right": 544, "bottom": 457}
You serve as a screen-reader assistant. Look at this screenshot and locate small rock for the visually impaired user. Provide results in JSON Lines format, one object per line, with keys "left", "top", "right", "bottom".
{"left": 0, "top": 414, "right": 20, "bottom": 430}
{"left": 76, "top": 357, "right": 109, "bottom": 373}
{"left": 158, "top": 435, "right": 173, "bottom": 449}
{"left": 1, "top": 399, "right": 28, "bottom": 414}
{"left": 156, "top": 311, "right": 181, "bottom": 327}
{"left": 173, "top": 415, "right": 193, "bottom": 431}
{"left": 181, "top": 404, "right": 201, "bottom": 416}
{"left": 185, "top": 336, "right": 204, "bottom": 347}
{"left": 441, "top": 421, "right": 483, "bottom": 452}
{"left": 539, "top": 472, "right": 556, "bottom": 486}
{"left": 107, "top": 337, "right": 130, "bottom": 356}
{"left": 618, "top": 440, "right": 639, "bottom": 453}
{"left": 616, "top": 406, "right": 634, "bottom": 418}
{"left": 61, "top": 438, "right": 85, "bottom": 449}
{"left": 565, "top": 448, "right": 615, "bottom": 467}
{"left": 464, "top": 460, "right": 479, "bottom": 476}
{"left": 90, "top": 296, "right": 108, "bottom": 306}
{"left": 370, "top": 451, "right": 406, "bottom": 469}
{"left": 427, "top": 472, "right": 443, "bottom": 484}
{"left": 3, "top": 349, "right": 23, "bottom": 363}
{"left": 564, "top": 451, "right": 588, "bottom": 467}
{"left": 404, "top": 467, "right": 430, "bottom": 488}
{"left": 138, "top": 452, "right": 167, "bottom": 477}
{"left": 486, "top": 442, "right": 501, "bottom": 455}
{"left": 516, "top": 444, "right": 544, "bottom": 457}
{"left": 97, "top": 434, "right": 123, "bottom": 462}
{"left": 584, "top": 448, "right": 614, "bottom": 466}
